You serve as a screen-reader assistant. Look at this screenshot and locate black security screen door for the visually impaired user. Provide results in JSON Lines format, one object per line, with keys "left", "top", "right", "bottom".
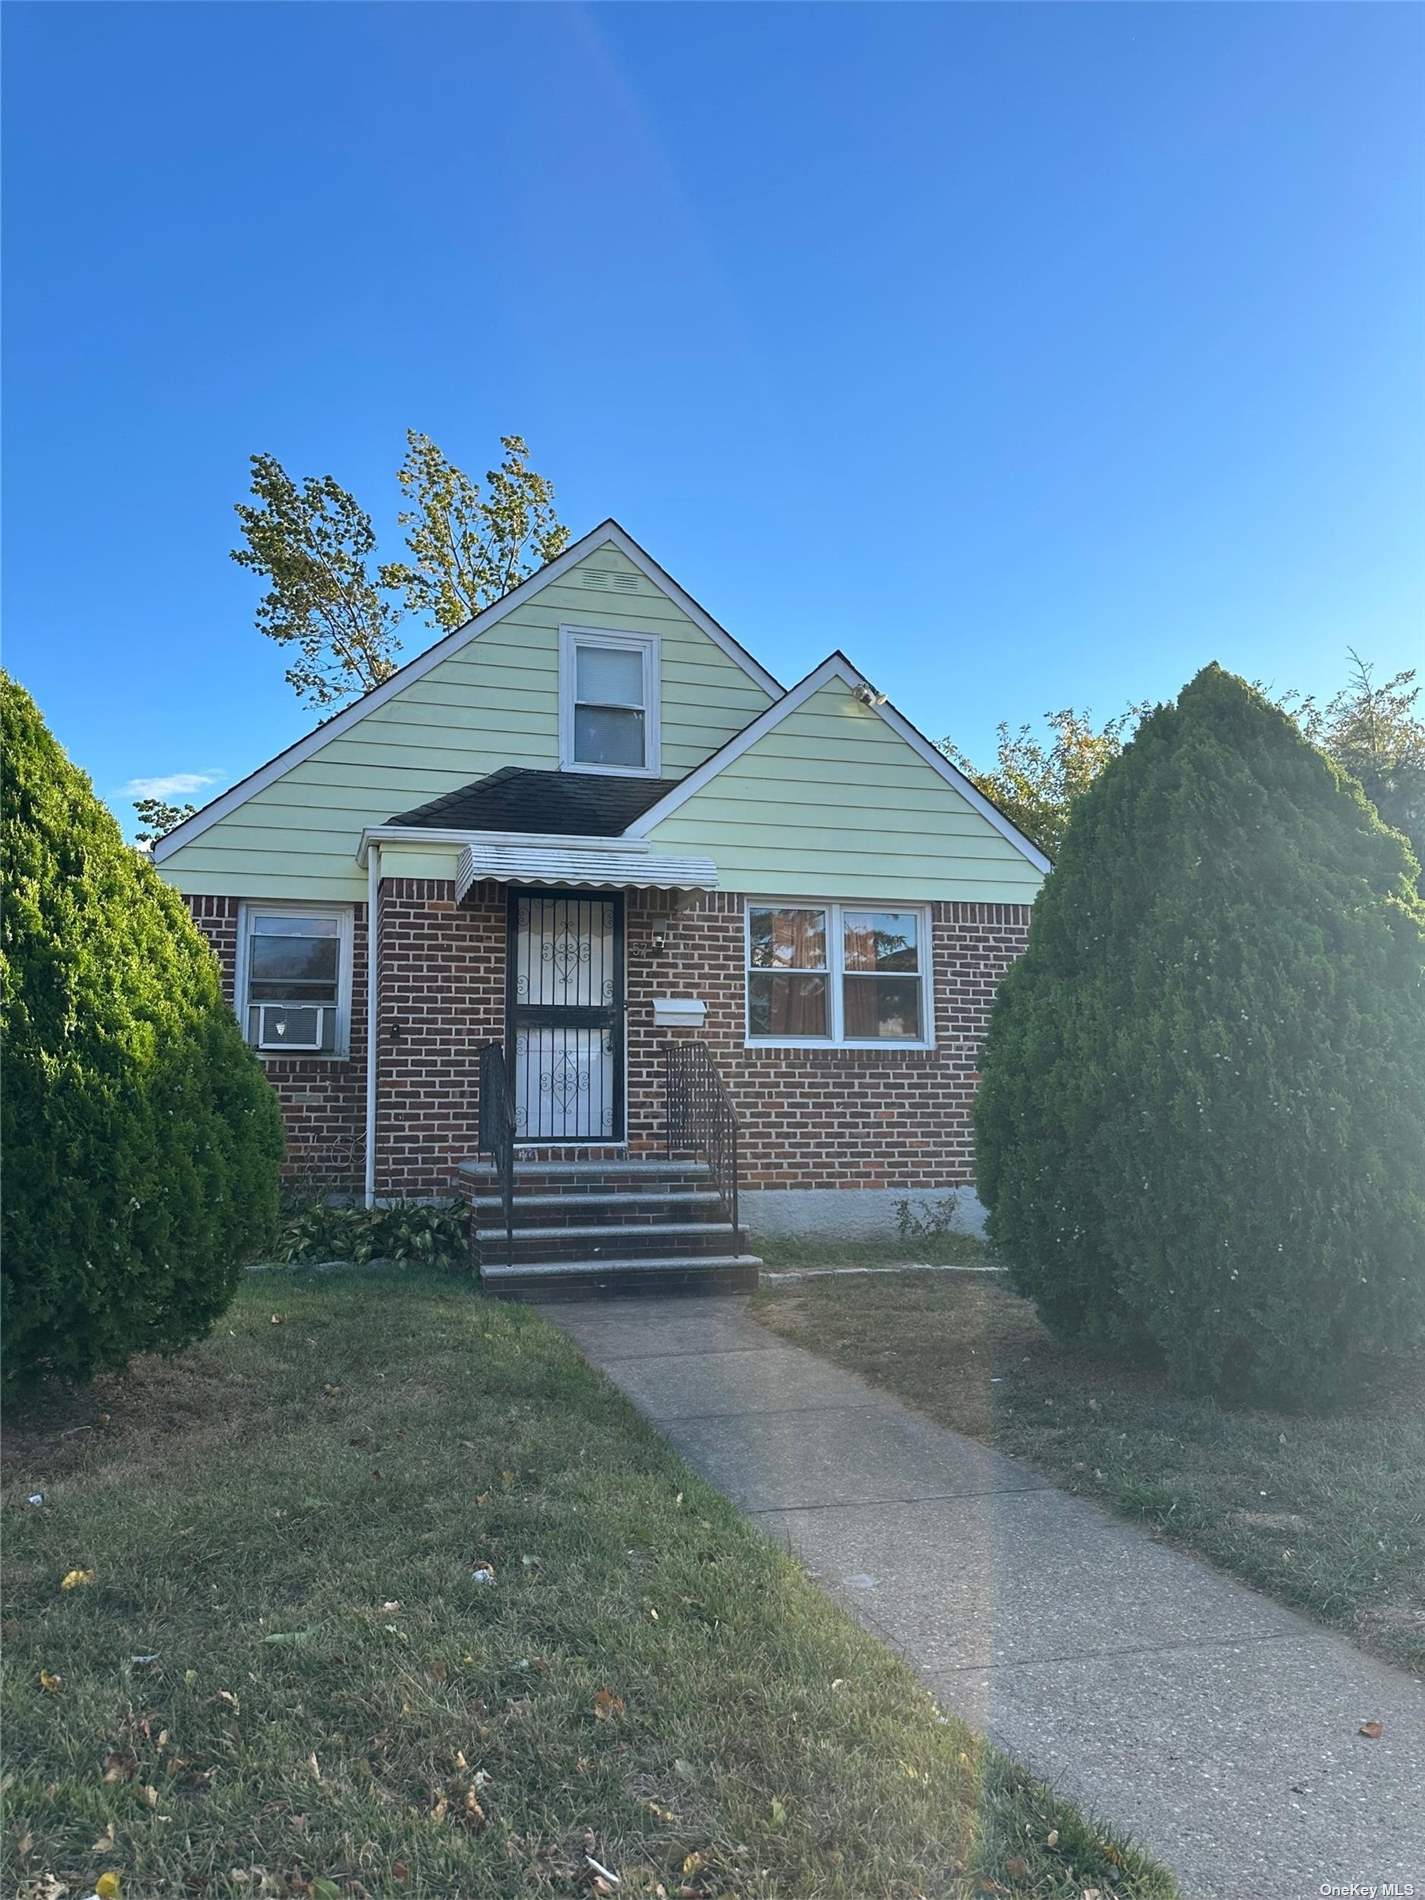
{"left": 507, "top": 891, "right": 625, "bottom": 1142}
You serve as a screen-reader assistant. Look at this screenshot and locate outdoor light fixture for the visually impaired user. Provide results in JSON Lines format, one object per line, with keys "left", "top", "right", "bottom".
{"left": 852, "top": 681, "right": 888, "bottom": 706}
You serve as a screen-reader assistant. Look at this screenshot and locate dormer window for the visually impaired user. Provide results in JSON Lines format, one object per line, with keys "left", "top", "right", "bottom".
{"left": 559, "top": 626, "right": 660, "bottom": 776}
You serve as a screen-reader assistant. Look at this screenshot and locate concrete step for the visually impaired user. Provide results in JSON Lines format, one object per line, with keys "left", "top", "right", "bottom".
{"left": 481, "top": 1253, "right": 762, "bottom": 1300}
{"left": 477, "top": 1222, "right": 746, "bottom": 1265}
{"left": 459, "top": 1157, "right": 711, "bottom": 1180}
{"left": 470, "top": 1188, "right": 725, "bottom": 1211}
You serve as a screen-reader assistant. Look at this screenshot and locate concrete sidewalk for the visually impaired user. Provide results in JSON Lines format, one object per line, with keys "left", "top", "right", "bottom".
{"left": 545, "top": 1295, "right": 1425, "bottom": 1900}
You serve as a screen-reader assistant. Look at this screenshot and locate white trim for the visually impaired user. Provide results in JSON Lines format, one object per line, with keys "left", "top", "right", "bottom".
{"left": 153, "top": 519, "right": 780, "bottom": 864}
{"left": 364, "top": 845, "right": 379, "bottom": 1208}
{"left": 234, "top": 900, "right": 356, "bottom": 1059}
{"left": 743, "top": 897, "right": 935, "bottom": 1051}
{"left": 621, "top": 653, "right": 1052, "bottom": 875}
{"left": 558, "top": 625, "right": 661, "bottom": 777}
{"left": 356, "top": 824, "right": 652, "bottom": 865}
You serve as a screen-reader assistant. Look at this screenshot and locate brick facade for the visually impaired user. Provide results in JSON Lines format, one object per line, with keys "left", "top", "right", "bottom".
{"left": 186, "top": 895, "right": 369, "bottom": 1194}
{"left": 623, "top": 891, "right": 1030, "bottom": 1189}
{"left": 187, "top": 885, "right": 1030, "bottom": 1203}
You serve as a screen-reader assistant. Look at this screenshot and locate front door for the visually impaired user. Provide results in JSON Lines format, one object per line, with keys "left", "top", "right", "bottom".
{"left": 507, "top": 890, "right": 624, "bottom": 1142}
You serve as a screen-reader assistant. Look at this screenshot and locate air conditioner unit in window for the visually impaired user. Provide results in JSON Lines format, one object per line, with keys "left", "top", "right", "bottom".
{"left": 255, "top": 1003, "right": 325, "bottom": 1051}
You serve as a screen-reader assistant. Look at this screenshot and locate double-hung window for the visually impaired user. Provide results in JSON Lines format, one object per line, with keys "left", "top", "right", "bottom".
{"left": 746, "top": 901, "right": 932, "bottom": 1047}
{"left": 236, "top": 905, "right": 353, "bottom": 1056}
{"left": 559, "top": 626, "right": 660, "bottom": 776}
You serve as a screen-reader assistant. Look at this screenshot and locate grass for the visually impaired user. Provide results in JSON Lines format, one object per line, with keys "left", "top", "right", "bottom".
{"left": 756, "top": 1233, "right": 992, "bottom": 1271}
{"left": 1, "top": 1270, "right": 1176, "bottom": 1900}
{"left": 753, "top": 1270, "right": 1425, "bottom": 1675}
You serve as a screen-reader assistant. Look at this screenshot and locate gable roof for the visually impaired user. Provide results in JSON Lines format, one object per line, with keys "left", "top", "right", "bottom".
{"left": 389, "top": 766, "right": 682, "bottom": 836}
{"left": 622, "top": 652, "right": 1052, "bottom": 874}
{"left": 152, "top": 518, "right": 781, "bottom": 865}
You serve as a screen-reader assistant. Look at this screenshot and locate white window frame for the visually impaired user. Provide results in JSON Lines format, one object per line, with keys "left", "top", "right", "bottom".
{"left": 743, "top": 898, "right": 935, "bottom": 1051}
{"left": 235, "top": 902, "right": 355, "bottom": 1060}
{"left": 558, "top": 625, "right": 661, "bottom": 778}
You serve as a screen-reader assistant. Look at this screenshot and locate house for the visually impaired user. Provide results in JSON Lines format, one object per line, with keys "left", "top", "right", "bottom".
{"left": 155, "top": 520, "right": 1048, "bottom": 1291}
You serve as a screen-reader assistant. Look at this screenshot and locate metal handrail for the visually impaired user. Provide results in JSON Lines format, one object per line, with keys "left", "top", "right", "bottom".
{"left": 662, "top": 1040, "right": 740, "bottom": 1235}
{"left": 477, "top": 1041, "right": 516, "bottom": 1269}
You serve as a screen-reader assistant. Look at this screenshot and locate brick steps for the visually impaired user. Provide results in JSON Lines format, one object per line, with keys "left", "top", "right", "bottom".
{"left": 459, "top": 1154, "right": 759, "bottom": 1293}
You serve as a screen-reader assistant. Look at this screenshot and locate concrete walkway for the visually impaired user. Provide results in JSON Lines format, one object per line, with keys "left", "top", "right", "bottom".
{"left": 545, "top": 1294, "right": 1425, "bottom": 1900}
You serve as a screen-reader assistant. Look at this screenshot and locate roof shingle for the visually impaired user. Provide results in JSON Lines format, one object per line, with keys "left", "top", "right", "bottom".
{"left": 387, "top": 767, "right": 683, "bottom": 837}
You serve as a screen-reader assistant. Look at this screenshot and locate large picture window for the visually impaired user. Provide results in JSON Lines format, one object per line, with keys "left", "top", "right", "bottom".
{"left": 745, "top": 901, "right": 931, "bottom": 1047}
{"left": 559, "top": 626, "right": 660, "bottom": 776}
{"left": 236, "top": 905, "right": 353, "bottom": 1056}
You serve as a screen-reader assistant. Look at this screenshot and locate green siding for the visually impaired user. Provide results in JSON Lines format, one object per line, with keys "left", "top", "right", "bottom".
{"left": 159, "top": 541, "right": 773, "bottom": 901}
{"left": 643, "top": 679, "right": 1043, "bottom": 904}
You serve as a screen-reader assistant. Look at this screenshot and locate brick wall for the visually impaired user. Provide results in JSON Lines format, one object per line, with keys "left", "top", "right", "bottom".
{"left": 187, "top": 885, "right": 1029, "bottom": 1201}
{"left": 375, "top": 879, "right": 504, "bottom": 1198}
{"left": 623, "top": 892, "right": 1031, "bottom": 1189}
{"left": 185, "top": 895, "right": 368, "bottom": 1193}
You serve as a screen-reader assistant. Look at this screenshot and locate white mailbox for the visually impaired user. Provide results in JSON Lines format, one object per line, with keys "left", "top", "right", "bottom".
{"left": 652, "top": 997, "right": 707, "bottom": 1030}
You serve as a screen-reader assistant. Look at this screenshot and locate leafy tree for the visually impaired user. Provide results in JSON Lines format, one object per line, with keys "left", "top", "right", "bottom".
{"left": 231, "top": 455, "right": 402, "bottom": 708}
{"left": 975, "top": 664, "right": 1425, "bottom": 1407}
{"left": 942, "top": 705, "right": 1149, "bottom": 859}
{"left": 379, "top": 431, "right": 570, "bottom": 632}
{"left": 133, "top": 794, "right": 197, "bottom": 845}
{"left": 2, "top": 675, "right": 284, "bottom": 1394}
{"left": 1295, "top": 652, "right": 1425, "bottom": 879}
{"left": 231, "top": 433, "right": 567, "bottom": 708}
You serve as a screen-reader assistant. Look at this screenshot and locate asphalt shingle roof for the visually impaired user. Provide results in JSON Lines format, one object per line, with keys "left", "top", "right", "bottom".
{"left": 387, "top": 766, "right": 681, "bottom": 837}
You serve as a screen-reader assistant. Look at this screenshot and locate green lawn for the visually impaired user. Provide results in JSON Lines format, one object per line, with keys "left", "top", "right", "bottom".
{"left": 754, "top": 1270, "right": 1425, "bottom": 1674}
{"left": 2, "top": 1270, "right": 1175, "bottom": 1900}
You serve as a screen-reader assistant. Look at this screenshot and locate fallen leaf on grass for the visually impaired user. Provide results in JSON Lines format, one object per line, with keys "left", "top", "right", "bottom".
{"left": 60, "top": 1569, "right": 96, "bottom": 1591}
{"left": 307, "top": 1752, "right": 321, "bottom": 1782}
{"left": 1359, "top": 1720, "right": 1384, "bottom": 1739}
{"left": 90, "top": 1823, "right": 117, "bottom": 1851}
{"left": 102, "top": 1753, "right": 136, "bottom": 1783}
{"left": 1005, "top": 1858, "right": 1029, "bottom": 1878}
{"left": 592, "top": 1688, "right": 625, "bottom": 1721}
{"left": 38, "top": 1669, "right": 63, "bottom": 1693}
{"left": 95, "top": 1875, "right": 122, "bottom": 1899}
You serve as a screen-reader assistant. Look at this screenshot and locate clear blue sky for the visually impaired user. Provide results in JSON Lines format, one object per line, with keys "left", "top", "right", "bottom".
{"left": 4, "top": 3, "right": 1422, "bottom": 833}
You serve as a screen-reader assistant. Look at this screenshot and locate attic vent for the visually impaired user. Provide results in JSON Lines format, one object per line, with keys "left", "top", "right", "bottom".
{"left": 581, "top": 568, "right": 642, "bottom": 592}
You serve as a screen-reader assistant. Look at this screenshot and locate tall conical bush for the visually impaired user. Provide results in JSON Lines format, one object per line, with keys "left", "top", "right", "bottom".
{"left": 976, "top": 664, "right": 1425, "bottom": 1406}
{"left": 1, "top": 675, "right": 284, "bottom": 1394}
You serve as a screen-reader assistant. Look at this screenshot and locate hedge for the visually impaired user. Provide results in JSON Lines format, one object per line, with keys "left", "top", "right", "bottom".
{"left": 1, "top": 675, "right": 285, "bottom": 1393}
{"left": 975, "top": 663, "right": 1425, "bottom": 1407}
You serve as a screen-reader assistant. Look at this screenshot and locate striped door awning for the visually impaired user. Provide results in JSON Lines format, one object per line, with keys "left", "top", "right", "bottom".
{"left": 455, "top": 842, "right": 718, "bottom": 905}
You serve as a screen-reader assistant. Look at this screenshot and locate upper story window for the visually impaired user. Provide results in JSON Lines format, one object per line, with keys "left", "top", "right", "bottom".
{"left": 236, "top": 903, "right": 353, "bottom": 1057}
{"left": 745, "top": 901, "right": 932, "bottom": 1048}
{"left": 559, "top": 626, "right": 661, "bottom": 777}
